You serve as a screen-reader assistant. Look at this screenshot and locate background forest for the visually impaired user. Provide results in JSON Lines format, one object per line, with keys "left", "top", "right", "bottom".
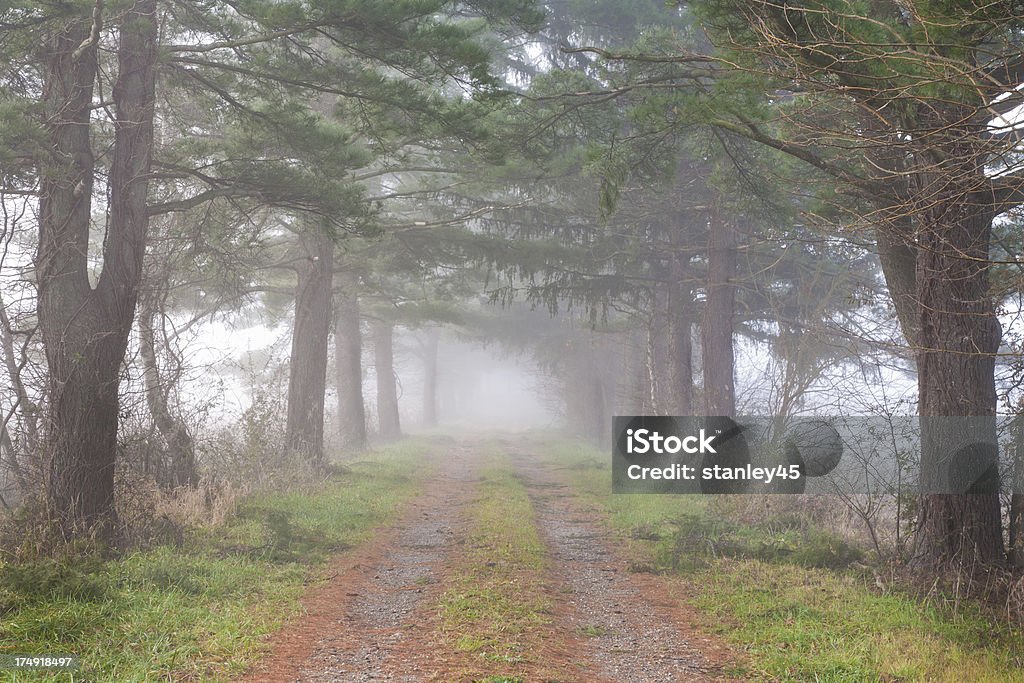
{"left": 4, "top": 1, "right": 1024, "bottom": 680}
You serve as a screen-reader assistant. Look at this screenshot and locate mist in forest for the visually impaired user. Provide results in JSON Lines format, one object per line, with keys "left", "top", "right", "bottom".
{"left": 2, "top": 0, "right": 1024, "bottom": 597}
{"left": 411, "top": 338, "right": 555, "bottom": 432}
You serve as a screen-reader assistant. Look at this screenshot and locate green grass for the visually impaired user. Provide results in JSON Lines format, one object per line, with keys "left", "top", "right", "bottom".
{"left": 437, "top": 450, "right": 551, "bottom": 670}
{"left": 0, "top": 438, "right": 436, "bottom": 682}
{"left": 575, "top": 624, "right": 611, "bottom": 638}
{"left": 543, "top": 438, "right": 1024, "bottom": 682}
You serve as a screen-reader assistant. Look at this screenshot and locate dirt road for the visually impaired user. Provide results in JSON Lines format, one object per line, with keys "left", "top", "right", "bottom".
{"left": 240, "top": 437, "right": 734, "bottom": 682}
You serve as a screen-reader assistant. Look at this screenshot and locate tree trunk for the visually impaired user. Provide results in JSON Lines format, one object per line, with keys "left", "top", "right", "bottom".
{"left": 874, "top": 158, "right": 1006, "bottom": 570}
{"left": 875, "top": 223, "right": 920, "bottom": 348}
{"left": 702, "top": 208, "right": 737, "bottom": 417}
{"left": 666, "top": 243, "right": 694, "bottom": 415}
{"left": 563, "top": 343, "right": 608, "bottom": 443}
{"left": 422, "top": 328, "right": 440, "bottom": 427}
{"left": 1009, "top": 416, "right": 1024, "bottom": 568}
{"left": 913, "top": 195, "right": 1004, "bottom": 567}
{"left": 564, "top": 356, "right": 587, "bottom": 434}
{"left": 624, "top": 331, "right": 648, "bottom": 414}
{"left": 285, "top": 230, "right": 335, "bottom": 463}
{"left": 646, "top": 298, "right": 667, "bottom": 413}
{"left": 589, "top": 376, "right": 607, "bottom": 442}
{"left": 372, "top": 320, "right": 401, "bottom": 439}
{"left": 39, "top": 3, "right": 158, "bottom": 539}
{"left": 138, "top": 298, "right": 196, "bottom": 489}
{"left": 334, "top": 271, "right": 367, "bottom": 450}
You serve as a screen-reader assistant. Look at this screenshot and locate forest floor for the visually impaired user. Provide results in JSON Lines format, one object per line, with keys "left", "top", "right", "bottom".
{"left": 240, "top": 435, "right": 736, "bottom": 682}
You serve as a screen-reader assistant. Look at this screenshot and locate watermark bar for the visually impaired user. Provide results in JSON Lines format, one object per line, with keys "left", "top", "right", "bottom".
{"left": 0, "top": 654, "right": 80, "bottom": 670}
{"left": 612, "top": 416, "right": 1013, "bottom": 495}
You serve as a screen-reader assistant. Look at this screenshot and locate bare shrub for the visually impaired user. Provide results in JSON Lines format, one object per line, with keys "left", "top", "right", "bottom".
{"left": 114, "top": 466, "right": 247, "bottom": 549}
{"left": 114, "top": 470, "right": 182, "bottom": 548}
{"left": 1007, "top": 575, "right": 1024, "bottom": 623}
{"left": 198, "top": 388, "right": 326, "bottom": 491}
{"left": 153, "top": 480, "right": 245, "bottom": 530}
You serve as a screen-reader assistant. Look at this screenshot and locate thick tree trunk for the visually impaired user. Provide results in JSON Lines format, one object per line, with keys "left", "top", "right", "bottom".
{"left": 372, "top": 320, "right": 401, "bottom": 439}
{"left": 913, "top": 196, "right": 1004, "bottom": 567}
{"left": 39, "top": 3, "right": 158, "bottom": 539}
{"left": 876, "top": 166, "right": 1006, "bottom": 570}
{"left": 285, "top": 230, "right": 335, "bottom": 463}
{"left": 138, "top": 299, "right": 196, "bottom": 489}
{"left": 334, "top": 271, "right": 367, "bottom": 451}
{"left": 422, "top": 328, "right": 439, "bottom": 427}
{"left": 702, "top": 209, "right": 737, "bottom": 417}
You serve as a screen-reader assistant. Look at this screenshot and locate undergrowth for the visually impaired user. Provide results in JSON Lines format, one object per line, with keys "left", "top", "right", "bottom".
{"left": 544, "top": 437, "right": 1024, "bottom": 682}
{"left": 0, "top": 438, "right": 435, "bottom": 682}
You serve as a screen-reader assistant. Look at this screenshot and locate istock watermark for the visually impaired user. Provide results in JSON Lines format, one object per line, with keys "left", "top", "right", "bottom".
{"left": 612, "top": 415, "right": 1013, "bottom": 495}
{"left": 625, "top": 427, "right": 717, "bottom": 455}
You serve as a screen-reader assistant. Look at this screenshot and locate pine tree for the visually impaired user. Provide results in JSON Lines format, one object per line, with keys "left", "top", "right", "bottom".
{"left": 0, "top": 0, "right": 542, "bottom": 539}
{"left": 689, "top": 0, "right": 1024, "bottom": 568}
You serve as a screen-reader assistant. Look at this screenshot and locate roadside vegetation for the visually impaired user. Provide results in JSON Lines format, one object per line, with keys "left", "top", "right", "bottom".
{"left": 0, "top": 439, "right": 434, "bottom": 682}
{"left": 546, "top": 439, "right": 1024, "bottom": 682}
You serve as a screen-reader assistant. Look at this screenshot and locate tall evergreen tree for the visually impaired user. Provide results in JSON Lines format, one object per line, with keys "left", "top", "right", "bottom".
{"left": 688, "top": 0, "right": 1024, "bottom": 567}
{"left": 0, "top": 0, "right": 542, "bottom": 538}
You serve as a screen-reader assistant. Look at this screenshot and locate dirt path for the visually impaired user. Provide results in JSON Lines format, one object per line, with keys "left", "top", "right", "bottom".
{"left": 242, "top": 436, "right": 734, "bottom": 682}
{"left": 508, "top": 442, "right": 735, "bottom": 683}
{"left": 240, "top": 442, "right": 480, "bottom": 682}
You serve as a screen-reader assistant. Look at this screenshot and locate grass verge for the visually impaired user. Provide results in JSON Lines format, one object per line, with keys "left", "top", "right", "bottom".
{"left": 543, "top": 438, "right": 1024, "bottom": 683}
{"left": 436, "top": 450, "right": 552, "bottom": 680}
{"left": 0, "top": 438, "right": 435, "bottom": 682}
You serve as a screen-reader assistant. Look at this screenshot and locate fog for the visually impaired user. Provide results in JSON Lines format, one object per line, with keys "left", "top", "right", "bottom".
{"left": 414, "top": 338, "right": 555, "bottom": 431}
{"left": 1, "top": 0, "right": 1023, "bottom": 581}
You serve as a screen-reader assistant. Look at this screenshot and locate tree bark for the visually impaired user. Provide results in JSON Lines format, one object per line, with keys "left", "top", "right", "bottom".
{"left": 422, "top": 328, "right": 440, "bottom": 427}
{"left": 285, "top": 229, "right": 335, "bottom": 463}
{"left": 702, "top": 207, "right": 737, "bottom": 417}
{"left": 875, "top": 223, "right": 919, "bottom": 348}
{"left": 372, "top": 319, "right": 401, "bottom": 439}
{"left": 138, "top": 298, "right": 196, "bottom": 489}
{"left": 913, "top": 191, "right": 1004, "bottom": 567}
{"left": 39, "top": 2, "right": 158, "bottom": 539}
{"left": 334, "top": 271, "right": 367, "bottom": 450}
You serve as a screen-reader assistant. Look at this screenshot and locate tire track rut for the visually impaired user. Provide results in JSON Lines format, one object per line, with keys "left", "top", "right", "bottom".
{"left": 510, "top": 447, "right": 731, "bottom": 682}
{"left": 241, "top": 444, "right": 479, "bottom": 682}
